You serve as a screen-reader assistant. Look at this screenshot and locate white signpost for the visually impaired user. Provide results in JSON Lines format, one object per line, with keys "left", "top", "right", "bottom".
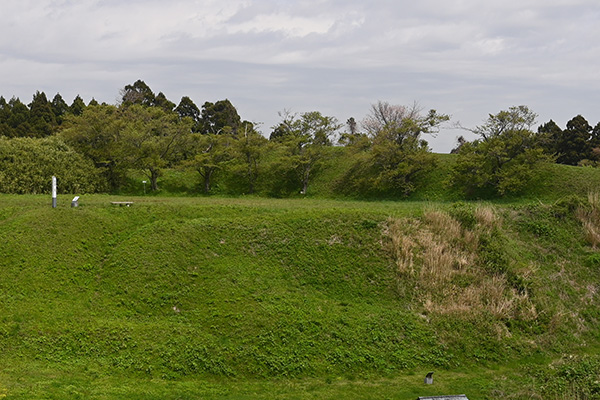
{"left": 52, "top": 176, "right": 57, "bottom": 208}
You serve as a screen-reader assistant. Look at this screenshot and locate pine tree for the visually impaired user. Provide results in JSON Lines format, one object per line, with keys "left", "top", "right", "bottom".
{"left": 29, "top": 91, "right": 56, "bottom": 137}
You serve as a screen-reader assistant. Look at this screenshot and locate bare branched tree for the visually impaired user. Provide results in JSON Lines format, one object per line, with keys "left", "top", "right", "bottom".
{"left": 361, "top": 101, "right": 449, "bottom": 145}
{"left": 362, "top": 101, "right": 423, "bottom": 137}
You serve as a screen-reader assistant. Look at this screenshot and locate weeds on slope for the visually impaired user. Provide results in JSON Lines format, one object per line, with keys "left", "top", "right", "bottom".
{"left": 577, "top": 192, "right": 600, "bottom": 248}
{"left": 386, "top": 205, "right": 536, "bottom": 321}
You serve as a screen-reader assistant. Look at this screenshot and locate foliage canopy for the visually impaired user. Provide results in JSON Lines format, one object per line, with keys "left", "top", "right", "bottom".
{"left": 451, "top": 106, "right": 552, "bottom": 197}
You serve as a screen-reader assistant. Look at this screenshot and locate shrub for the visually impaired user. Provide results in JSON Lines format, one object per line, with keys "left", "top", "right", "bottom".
{"left": 0, "top": 136, "right": 106, "bottom": 194}
{"left": 450, "top": 129, "right": 552, "bottom": 198}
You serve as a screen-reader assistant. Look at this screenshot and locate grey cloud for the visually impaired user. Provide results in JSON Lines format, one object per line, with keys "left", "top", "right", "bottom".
{"left": 1, "top": 0, "right": 600, "bottom": 152}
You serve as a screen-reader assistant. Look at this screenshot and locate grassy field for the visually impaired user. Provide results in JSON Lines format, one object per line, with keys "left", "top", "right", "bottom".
{"left": 3, "top": 158, "right": 600, "bottom": 398}
{"left": 1, "top": 190, "right": 600, "bottom": 399}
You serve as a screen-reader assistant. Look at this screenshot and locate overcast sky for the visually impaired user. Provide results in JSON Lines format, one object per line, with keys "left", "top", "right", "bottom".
{"left": 1, "top": 0, "right": 599, "bottom": 152}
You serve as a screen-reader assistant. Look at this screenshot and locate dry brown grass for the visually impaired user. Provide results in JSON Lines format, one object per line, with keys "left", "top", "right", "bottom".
{"left": 423, "top": 208, "right": 462, "bottom": 240}
{"left": 576, "top": 191, "right": 600, "bottom": 248}
{"left": 588, "top": 191, "right": 600, "bottom": 209}
{"left": 387, "top": 207, "right": 535, "bottom": 321}
{"left": 581, "top": 219, "right": 600, "bottom": 248}
{"left": 387, "top": 219, "right": 418, "bottom": 274}
{"left": 419, "top": 229, "right": 470, "bottom": 283}
{"left": 474, "top": 206, "right": 499, "bottom": 231}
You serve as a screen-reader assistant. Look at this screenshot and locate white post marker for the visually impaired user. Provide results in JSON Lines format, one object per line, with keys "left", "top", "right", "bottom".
{"left": 52, "top": 176, "right": 57, "bottom": 208}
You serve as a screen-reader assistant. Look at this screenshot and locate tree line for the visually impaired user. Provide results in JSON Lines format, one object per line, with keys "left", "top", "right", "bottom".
{"left": 451, "top": 106, "right": 600, "bottom": 197}
{"left": 0, "top": 79, "right": 598, "bottom": 198}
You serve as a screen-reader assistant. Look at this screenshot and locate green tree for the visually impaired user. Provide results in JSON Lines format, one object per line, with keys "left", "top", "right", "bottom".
{"left": 28, "top": 91, "right": 56, "bottom": 137}
{"left": 228, "top": 121, "right": 269, "bottom": 194}
{"left": 199, "top": 99, "right": 241, "bottom": 135}
{"left": 450, "top": 135, "right": 467, "bottom": 154}
{"left": 70, "top": 95, "right": 86, "bottom": 116}
{"left": 451, "top": 106, "right": 551, "bottom": 197}
{"left": 60, "top": 105, "right": 129, "bottom": 190}
{"left": 536, "top": 119, "right": 563, "bottom": 156}
{"left": 183, "top": 133, "right": 235, "bottom": 193}
{"left": 591, "top": 122, "right": 600, "bottom": 159}
{"left": 465, "top": 105, "right": 537, "bottom": 141}
{"left": 61, "top": 104, "right": 191, "bottom": 192}
{"left": 120, "top": 79, "right": 156, "bottom": 107}
{"left": 154, "top": 92, "right": 175, "bottom": 112}
{"left": 340, "top": 130, "right": 437, "bottom": 197}
{"left": 119, "top": 105, "right": 192, "bottom": 191}
{"left": 557, "top": 115, "right": 593, "bottom": 165}
{"left": 269, "top": 120, "right": 292, "bottom": 142}
{"left": 269, "top": 110, "right": 341, "bottom": 195}
{"left": 0, "top": 96, "right": 14, "bottom": 137}
{"left": 7, "top": 97, "right": 32, "bottom": 137}
{"left": 51, "top": 93, "right": 70, "bottom": 125}
{"left": 338, "top": 102, "right": 448, "bottom": 197}
{"left": 339, "top": 117, "right": 368, "bottom": 146}
{"left": 175, "top": 96, "right": 202, "bottom": 132}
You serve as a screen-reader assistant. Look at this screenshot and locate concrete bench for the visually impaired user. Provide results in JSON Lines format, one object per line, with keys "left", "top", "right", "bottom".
{"left": 111, "top": 201, "right": 134, "bottom": 207}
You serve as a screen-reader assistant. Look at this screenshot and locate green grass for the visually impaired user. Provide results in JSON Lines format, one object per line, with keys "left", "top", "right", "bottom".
{"left": 517, "top": 162, "right": 600, "bottom": 201}
{"left": 115, "top": 152, "right": 600, "bottom": 204}
{"left": 2, "top": 194, "right": 600, "bottom": 398}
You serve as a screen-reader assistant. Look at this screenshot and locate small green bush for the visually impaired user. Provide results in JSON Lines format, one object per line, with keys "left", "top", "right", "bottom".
{"left": 447, "top": 201, "right": 477, "bottom": 229}
{"left": 586, "top": 253, "right": 600, "bottom": 267}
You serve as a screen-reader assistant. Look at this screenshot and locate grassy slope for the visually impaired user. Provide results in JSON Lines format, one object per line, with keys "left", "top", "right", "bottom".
{"left": 3, "top": 159, "right": 600, "bottom": 398}
{"left": 127, "top": 150, "right": 600, "bottom": 202}
{"left": 1, "top": 192, "right": 600, "bottom": 399}
{"left": 0, "top": 197, "right": 425, "bottom": 397}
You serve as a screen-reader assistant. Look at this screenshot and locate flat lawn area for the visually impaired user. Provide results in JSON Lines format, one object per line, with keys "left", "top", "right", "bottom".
{"left": 0, "top": 366, "right": 530, "bottom": 399}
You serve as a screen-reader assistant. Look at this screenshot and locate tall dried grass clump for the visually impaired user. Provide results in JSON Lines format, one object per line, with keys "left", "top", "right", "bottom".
{"left": 588, "top": 191, "right": 600, "bottom": 210}
{"left": 580, "top": 220, "right": 600, "bottom": 248}
{"left": 388, "top": 219, "right": 418, "bottom": 274}
{"left": 474, "top": 206, "right": 499, "bottom": 231}
{"left": 419, "top": 229, "right": 470, "bottom": 284}
{"left": 423, "top": 209, "right": 462, "bottom": 240}
{"left": 387, "top": 207, "right": 535, "bottom": 321}
{"left": 576, "top": 192, "right": 600, "bottom": 248}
